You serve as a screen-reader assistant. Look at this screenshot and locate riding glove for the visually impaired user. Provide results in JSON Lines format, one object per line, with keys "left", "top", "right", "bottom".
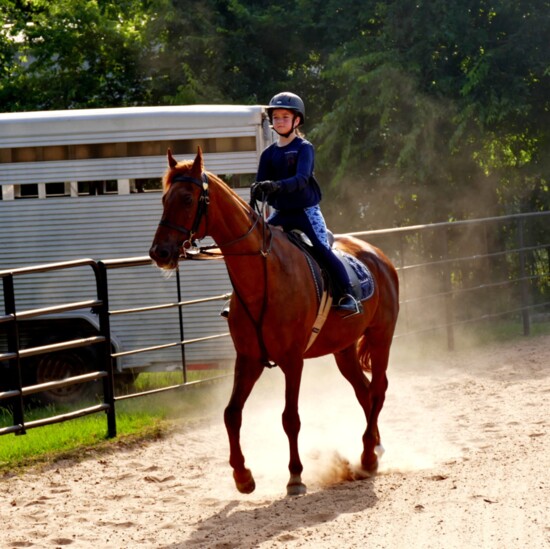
{"left": 251, "top": 180, "right": 280, "bottom": 200}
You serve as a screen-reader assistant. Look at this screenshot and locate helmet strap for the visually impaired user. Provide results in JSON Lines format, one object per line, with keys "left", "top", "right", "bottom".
{"left": 273, "top": 114, "right": 299, "bottom": 138}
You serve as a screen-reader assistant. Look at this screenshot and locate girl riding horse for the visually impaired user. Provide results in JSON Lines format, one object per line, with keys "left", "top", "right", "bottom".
{"left": 252, "top": 91, "right": 361, "bottom": 313}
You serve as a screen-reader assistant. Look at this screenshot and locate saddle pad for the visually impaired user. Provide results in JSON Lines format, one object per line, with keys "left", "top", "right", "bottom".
{"left": 286, "top": 230, "right": 374, "bottom": 302}
{"left": 338, "top": 251, "right": 375, "bottom": 302}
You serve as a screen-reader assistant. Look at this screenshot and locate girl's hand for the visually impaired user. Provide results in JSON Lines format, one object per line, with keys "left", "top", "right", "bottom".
{"left": 251, "top": 180, "right": 280, "bottom": 200}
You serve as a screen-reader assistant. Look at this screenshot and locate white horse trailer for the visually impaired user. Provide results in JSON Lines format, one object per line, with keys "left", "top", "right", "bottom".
{"left": 0, "top": 105, "right": 272, "bottom": 401}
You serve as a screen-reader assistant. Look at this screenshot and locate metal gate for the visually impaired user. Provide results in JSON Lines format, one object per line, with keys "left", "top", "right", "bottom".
{"left": 1, "top": 211, "right": 548, "bottom": 439}
{"left": 0, "top": 259, "right": 115, "bottom": 437}
{"left": 0, "top": 257, "right": 232, "bottom": 438}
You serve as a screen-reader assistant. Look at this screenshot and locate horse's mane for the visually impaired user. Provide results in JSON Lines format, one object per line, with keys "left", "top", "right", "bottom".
{"left": 163, "top": 158, "right": 252, "bottom": 215}
{"left": 162, "top": 159, "right": 194, "bottom": 191}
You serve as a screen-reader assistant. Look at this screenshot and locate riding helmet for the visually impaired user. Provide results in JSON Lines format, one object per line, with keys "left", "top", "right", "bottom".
{"left": 266, "top": 92, "right": 306, "bottom": 125}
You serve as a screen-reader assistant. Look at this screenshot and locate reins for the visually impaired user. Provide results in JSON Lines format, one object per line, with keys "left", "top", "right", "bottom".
{"left": 195, "top": 206, "right": 273, "bottom": 259}
{"left": 163, "top": 170, "right": 275, "bottom": 367}
{"left": 203, "top": 198, "right": 272, "bottom": 257}
{"left": 164, "top": 171, "right": 273, "bottom": 258}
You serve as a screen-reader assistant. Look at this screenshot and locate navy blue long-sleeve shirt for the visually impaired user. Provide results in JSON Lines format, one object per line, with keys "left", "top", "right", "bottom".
{"left": 256, "top": 137, "right": 322, "bottom": 210}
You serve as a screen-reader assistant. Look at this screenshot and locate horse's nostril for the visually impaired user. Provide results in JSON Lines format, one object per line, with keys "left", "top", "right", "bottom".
{"left": 149, "top": 245, "right": 169, "bottom": 261}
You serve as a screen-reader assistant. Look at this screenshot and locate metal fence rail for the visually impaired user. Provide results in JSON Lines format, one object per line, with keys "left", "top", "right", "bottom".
{"left": 1, "top": 256, "right": 233, "bottom": 438}
{"left": 0, "top": 259, "right": 115, "bottom": 436}
{"left": 1, "top": 211, "right": 548, "bottom": 440}
{"left": 98, "top": 256, "right": 231, "bottom": 397}
{"left": 349, "top": 210, "right": 549, "bottom": 350}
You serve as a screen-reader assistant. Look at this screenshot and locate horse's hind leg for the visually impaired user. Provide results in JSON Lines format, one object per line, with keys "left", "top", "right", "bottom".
{"left": 224, "top": 353, "right": 264, "bottom": 494}
{"left": 361, "top": 337, "right": 391, "bottom": 472}
{"left": 334, "top": 345, "right": 377, "bottom": 471}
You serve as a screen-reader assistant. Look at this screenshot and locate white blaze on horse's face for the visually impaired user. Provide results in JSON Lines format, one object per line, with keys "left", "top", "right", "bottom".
{"left": 149, "top": 198, "right": 182, "bottom": 270}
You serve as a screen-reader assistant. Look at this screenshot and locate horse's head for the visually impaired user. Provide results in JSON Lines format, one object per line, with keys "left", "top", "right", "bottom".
{"left": 149, "top": 148, "right": 209, "bottom": 269}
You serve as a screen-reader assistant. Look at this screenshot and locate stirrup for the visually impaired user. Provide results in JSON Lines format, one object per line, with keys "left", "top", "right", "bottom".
{"left": 337, "top": 294, "right": 363, "bottom": 316}
{"left": 220, "top": 300, "right": 230, "bottom": 319}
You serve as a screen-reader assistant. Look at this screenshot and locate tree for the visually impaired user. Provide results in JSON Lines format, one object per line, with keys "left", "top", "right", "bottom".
{"left": 0, "top": 0, "right": 154, "bottom": 110}
{"left": 310, "top": 0, "right": 550, "bottom": 229}
{"left": 0, "top": 0, "right": 547, "bottom": 228}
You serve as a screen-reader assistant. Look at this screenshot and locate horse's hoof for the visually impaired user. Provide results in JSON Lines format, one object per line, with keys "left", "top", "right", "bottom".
{"left": 361, "top": 451, "right": 379, "bottom": 475}
{"left": 234, "top": 469, "right": 256, "bottom": 494}
{"left": 359, "top": 444, "right": 384, "bottom": 476}
{"left": 287, "top": 474, "right": 307, "bottom": 496}
{"left": 287, "top": 481, "right": 307, "bottom": 497}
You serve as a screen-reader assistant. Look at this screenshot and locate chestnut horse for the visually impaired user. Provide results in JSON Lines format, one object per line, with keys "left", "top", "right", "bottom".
{"left": 149, "top": 148, "right": 399, "bottom": 496}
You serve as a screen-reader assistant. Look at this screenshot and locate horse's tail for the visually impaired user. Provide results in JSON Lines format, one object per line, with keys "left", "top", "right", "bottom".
{"left": 357, "top": 334, "right": 372, "bottom": 373}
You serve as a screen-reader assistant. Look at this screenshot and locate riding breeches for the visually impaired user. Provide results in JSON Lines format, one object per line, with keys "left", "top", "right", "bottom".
{"left": 267, "top": 205, "right": 352, "bottom": 294}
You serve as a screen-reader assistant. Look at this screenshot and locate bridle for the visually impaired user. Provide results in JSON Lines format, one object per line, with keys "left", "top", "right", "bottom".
{"left": 159, "top": 173, "right": 210, "bottom": 251}
{"left": 159, "top": 171, "right": 272, "bottom": 257}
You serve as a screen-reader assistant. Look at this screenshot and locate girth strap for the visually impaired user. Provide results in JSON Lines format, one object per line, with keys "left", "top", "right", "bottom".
{"left": 304, "top": 288, "right": 332, "bottom": 352}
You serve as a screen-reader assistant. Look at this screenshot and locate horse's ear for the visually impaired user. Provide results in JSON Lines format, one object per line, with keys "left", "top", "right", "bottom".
{"left": 167, "top": 148, "right": 177, "bottom": 168}
{"left": 192, "top": 146, "right": 204, "bottom": 175}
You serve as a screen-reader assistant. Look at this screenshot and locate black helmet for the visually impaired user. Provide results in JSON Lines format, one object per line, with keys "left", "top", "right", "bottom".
{"left": 267, "top": 92, "right": 306, "bottom": 125}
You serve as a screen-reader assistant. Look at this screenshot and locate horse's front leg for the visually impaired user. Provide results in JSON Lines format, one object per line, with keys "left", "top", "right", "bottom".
{"left": 281, "top": 359, "right": 306, "bottom": 496}
{"left": 224, "top": 353, "right": 264, "bottom": 494}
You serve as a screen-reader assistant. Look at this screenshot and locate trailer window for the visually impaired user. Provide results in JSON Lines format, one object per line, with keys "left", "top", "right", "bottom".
{"left": 1, "top": 136, "right": 257, "bottom": 164}
{"left": 134, "top": 178, "right": 162, "bottom": 192}
{"left": 17, "top": 184, "right": 39, "bottom": 198}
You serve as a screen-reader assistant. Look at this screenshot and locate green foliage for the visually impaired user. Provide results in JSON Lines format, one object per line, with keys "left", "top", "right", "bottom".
{"left": 0, "top": 0, "right": 154, "bottom": 109}
{"left": 0, "top": 0, "right": 548, "bottom": 229}
{"left": 311, "top": 0, "right": 549, "bottom": 229}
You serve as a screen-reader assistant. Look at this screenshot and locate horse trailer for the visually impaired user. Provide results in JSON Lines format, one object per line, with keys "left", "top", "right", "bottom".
{"left": 0, "top": 105, "right": 273, "bottom": 402}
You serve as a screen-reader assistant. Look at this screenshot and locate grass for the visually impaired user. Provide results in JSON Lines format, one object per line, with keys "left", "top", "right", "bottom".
{"left": 0, "top": 369, "right": 231, "bottom": 473}
{"left": 132, "top": 369, "right": 227, "bottom": 391}
{"left": 0, "top": 404, "right": 162, "bottom": 469}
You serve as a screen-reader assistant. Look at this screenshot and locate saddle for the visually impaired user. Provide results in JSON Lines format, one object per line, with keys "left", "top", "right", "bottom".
{"left": 286, "top": 230, "right": 375, "bottom": 303}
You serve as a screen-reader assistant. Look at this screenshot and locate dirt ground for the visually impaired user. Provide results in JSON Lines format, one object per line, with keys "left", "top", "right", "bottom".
{"left": 2, "top": 334, "right": 549, "bottom": 549}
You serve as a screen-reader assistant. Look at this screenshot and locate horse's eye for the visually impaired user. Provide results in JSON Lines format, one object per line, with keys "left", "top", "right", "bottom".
{"left": 182, "top": 193, "right": 193, "bottom": 206}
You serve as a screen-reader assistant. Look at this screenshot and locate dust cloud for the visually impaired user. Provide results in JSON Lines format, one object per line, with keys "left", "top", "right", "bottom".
{"left": 211, "top": 346, "right": 465, "bottom": 497}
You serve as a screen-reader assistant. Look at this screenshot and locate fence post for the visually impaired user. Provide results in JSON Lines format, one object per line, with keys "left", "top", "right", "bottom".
{"left": 398, "top": 236, "right": 410, "bottom": 334}
{"left": 95, "top": 261, "right": 117, "bottom": 438}
{"left": 2, "top": 274, "right": 26, "bottom": 434}
{"left": 517, "top": 218, "right": 531, "bottom": 336}
{"left": 441, "top": 230, "right": 455, "bottom": 351}
{"left": 175, "top": 265, "right": 187, "bottom": 384}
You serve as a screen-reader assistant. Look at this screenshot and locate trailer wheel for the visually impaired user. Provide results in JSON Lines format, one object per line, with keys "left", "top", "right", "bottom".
{"left": 34, "top": 349, "right": 100, "bottom": 406}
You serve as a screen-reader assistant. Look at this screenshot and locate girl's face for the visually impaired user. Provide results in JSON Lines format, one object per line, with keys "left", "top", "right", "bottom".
{"left": 271, "top": 109, "right": 297, "bottom": 134}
